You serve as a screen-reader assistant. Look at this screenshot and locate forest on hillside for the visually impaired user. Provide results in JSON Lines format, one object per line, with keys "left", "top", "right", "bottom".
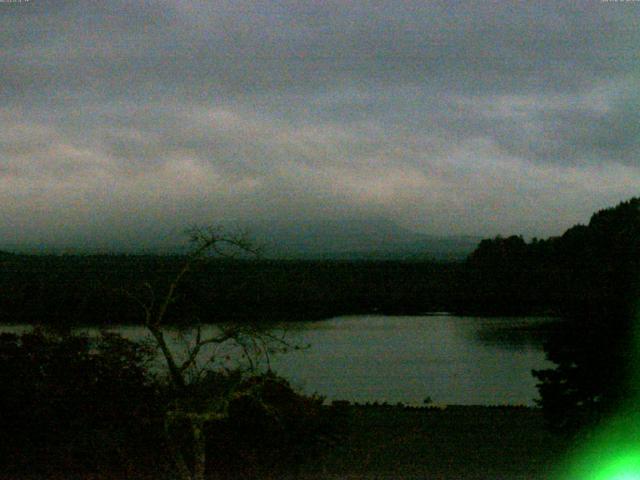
{"left": 0, "top": 198, "right": 637, "bottom": 328}
{"left": 0, "top": 199, "right": 636, "bottom": 329}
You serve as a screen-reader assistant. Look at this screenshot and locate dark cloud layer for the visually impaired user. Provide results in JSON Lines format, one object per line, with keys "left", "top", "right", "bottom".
{"left": 1, "top": 0, "right": 639, "bottom": 251}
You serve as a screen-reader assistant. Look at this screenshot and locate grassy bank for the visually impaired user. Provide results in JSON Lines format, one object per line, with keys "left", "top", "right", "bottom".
{"left": 289, "top": 404, "right": 567, "bottom": 480}
{"left": 0, "top": 403, "right": 570, "bottom": 480}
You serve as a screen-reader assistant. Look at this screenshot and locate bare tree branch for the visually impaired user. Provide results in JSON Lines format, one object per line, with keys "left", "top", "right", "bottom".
{"left": 116, "top": 225, "right": 280, "bottom": 480}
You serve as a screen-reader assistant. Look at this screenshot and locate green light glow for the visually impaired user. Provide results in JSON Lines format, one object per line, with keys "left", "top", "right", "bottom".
{"left": 591, "top": 453, "right": 640, "bottom": 480}
{"left": 560, "top": 427, "right": 640, "bottom": 479}
{"left": 558, "top": 301, "right": 640, "bottom": 480}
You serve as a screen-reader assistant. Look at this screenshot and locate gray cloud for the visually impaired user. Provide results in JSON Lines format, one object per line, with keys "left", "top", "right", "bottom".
{"left": 1, "top": 0, "right": 639, "bottom": 250}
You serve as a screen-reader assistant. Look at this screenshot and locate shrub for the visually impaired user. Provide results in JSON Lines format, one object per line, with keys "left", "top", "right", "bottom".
{"left": 0, "top": 328, "right": 165, "bottom": 476}
{"left": 0, "top": 330, "right": 344, "bottom": 479}
{"left": 205, "top": 371, "right": 341, "bottom": 477}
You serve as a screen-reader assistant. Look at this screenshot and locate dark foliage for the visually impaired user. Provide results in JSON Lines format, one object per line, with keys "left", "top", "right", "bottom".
{"left": 0, "top": 329, "right": 166, "bottom": 476}
{"left": 466, "top": 198, "right": 640, "bottom": 314}
{"left": 0, "top": 329, "right": 342, "bottom": 478}
{"left": 465, "top": 198, "right": 640, "bottom": 435}
{"left": 161, "top": 368, "right": 341, "bottom": 478}
{"left": 530, "top": 198, "right": 640, "bottom": 435}
{"left": 206, "top": 371, "right": 341, "bottom": 478}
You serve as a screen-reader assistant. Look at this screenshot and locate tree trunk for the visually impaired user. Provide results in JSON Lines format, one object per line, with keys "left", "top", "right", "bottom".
{"left": 164, "top": 414, "right": 194, "bottom": 480}
{"left": 192, "top": 418, "right": 207, "bottom": 480}
{"left": 148, "top": 325, "right": 186, "bottom": 389}
{"left": 164, "top": 411, "right": 213, "bottom": 480}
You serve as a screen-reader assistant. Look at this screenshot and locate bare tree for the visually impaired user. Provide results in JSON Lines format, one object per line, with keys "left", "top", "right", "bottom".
{"left": 123, "top": 226, "right": 288, "bottom": 480}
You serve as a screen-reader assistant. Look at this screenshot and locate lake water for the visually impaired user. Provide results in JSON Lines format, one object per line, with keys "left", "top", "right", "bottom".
{"left": 1, "top": 315, "right": 558, "bottom": 406}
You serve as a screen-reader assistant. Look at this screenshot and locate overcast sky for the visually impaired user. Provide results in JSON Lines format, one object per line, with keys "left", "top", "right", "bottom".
{"left": 1, "top": 0, "right": 639, "bottom": 251}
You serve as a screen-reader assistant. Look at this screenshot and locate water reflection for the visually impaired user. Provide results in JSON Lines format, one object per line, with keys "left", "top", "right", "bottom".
{"left": 269, "top": 315, "right": 559, "bottom": 406}
{"left": 1, "top": 315, "right": 559, "bottom": 406}
{"left": 459, "top": 317, "right": 561, "bottom": 351}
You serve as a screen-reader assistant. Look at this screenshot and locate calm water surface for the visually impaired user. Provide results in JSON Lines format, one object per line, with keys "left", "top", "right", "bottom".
{"left": 270, "top": 315, "right": 557, "bottom": 406}
{"left": 2, "top": 315, "right": 558, "bottom": 406}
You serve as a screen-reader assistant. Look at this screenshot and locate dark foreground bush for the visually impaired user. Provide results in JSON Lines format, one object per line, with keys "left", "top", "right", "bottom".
{"left": 0, "top": 330, "right": 342, "bottom": 479}
{"left": 0, "top": 328, "right": 167, "bottom": 477}
{"left": 205, "top": 371, "right": 342, "bottom": 478}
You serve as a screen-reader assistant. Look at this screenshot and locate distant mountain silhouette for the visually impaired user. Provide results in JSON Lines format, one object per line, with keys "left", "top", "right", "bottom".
{"left": 0, "top": 216, "right": 480, "bottom": 258}
{"left": 249, "top": 217, "right": 481, "bottom": 260}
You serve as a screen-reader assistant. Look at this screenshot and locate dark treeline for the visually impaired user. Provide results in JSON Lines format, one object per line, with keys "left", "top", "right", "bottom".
{"left": 0, "top": 255, "right": 467, "bottom": 327}
{"left": 449, "top": 197, "right": 640, "bottom": 435}
{"left": 0, "top": 199, "right": 638, "bottom": 328}
{"left": 466, "top": 197, "right": 640, "bottom": 317}
{"left": 528, "top": 198, "right": 640, "bottom": 435}
{"left": 0, "top": 250, "right": 596, "bottom": 328}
